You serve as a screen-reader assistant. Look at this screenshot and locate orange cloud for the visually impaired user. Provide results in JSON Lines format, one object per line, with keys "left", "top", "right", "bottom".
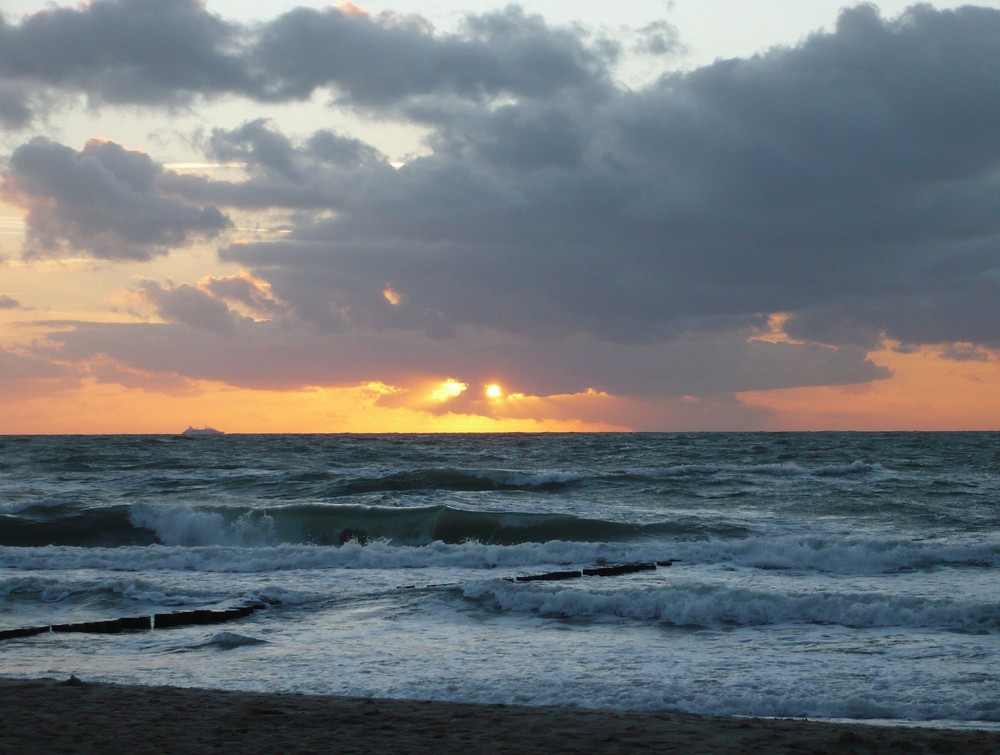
{"left": 382, "top": 285, "right": 402, "bottom": 306}
{"left": 334, "top": 2, "right": 370, "bottom": 20}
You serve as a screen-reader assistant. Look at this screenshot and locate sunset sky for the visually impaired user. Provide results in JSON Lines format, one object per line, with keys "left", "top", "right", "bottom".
{"left": 2, "top": 0, "right": 1000, "bottom": 433}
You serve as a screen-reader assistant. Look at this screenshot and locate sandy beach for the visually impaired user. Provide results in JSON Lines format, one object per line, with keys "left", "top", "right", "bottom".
{"left": 2, "top": 677, "right": 998, "bottom": 754}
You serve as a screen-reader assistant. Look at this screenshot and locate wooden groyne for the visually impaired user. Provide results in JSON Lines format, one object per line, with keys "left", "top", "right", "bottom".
{"left": 0, "top": 602, "right": 267, "bottom": 641}
{"left": 3, "top": 561, "right": 673, "bottom": 641}
{"left": 507, "top": 560, "right": 673, "bottom": 583}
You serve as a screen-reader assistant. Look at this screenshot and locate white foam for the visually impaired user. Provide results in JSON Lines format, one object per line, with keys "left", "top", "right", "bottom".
{"left": 478, "top": 469, "right": 586, "bottom": 486}
{"left": 646, "top": 464, "right": 723, "bottom": 476}
{"left": 814, "top": 460, "right": 879, "bottom": 476}
{"left": 671, "top": 535, "right": 1000, "bottom": 574}
{"left": 464, "top": 578, "right": 1000, "bottom": 631}
{"left": 0, "top": 574, "right": 221, "bottom": 606}
{"left": 643, "top": 460, "right": 882, "bottom": 479}
{"left": 129, "top": 504, "right": 276, "bottom": 547}
{"left": 0, "top": 540, "right": 661, "bottom": 574}
{"left": 202, "top": 631, "right": 268, "bottom": 648}
{"left": 3, "top": 532, "right": 996, "bottom": 577}
{"left": 0, "top": 497, "right": 71, "bottom": 514}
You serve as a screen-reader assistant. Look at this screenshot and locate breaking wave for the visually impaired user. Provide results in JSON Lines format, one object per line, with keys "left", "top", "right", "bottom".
{"left": 465, "top": 579, "right": 1000, "bottom": 633}
{"left": 1, "top": 502, "right": 731, "bottom": 548}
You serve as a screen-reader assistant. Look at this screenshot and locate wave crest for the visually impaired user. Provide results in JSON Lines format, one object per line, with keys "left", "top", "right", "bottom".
{"left": 466, "top": 580, "right": 1000, "bottom": 632}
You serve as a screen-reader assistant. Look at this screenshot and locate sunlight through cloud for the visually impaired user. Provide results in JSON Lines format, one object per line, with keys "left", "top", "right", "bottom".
{"left": 382, "top": 286, "right": 401, "bottom": 305}
{"left": 432, "top": 378, "right": 467, "bottom": 401}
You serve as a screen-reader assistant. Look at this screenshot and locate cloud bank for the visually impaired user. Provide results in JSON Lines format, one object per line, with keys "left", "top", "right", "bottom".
{"left": 2, "top": 1, "right": 999, "bottom": 426}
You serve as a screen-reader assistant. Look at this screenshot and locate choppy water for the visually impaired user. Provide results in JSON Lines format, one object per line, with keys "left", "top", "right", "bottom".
{"left": 1, "top": 433, "right": 998, "bottom": 726}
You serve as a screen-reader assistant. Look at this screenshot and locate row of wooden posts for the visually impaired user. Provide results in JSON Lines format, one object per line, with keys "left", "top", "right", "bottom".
{"left": 0, "top": 602, "right": 267, "bottom": 641}
{"left": 1, "top": 561, "right": 673, "bottom": 641}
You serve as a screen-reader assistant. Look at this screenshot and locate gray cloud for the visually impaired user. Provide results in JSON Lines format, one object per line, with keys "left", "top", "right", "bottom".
{"left": 217, "top": 4, "right": 1000, "bottom": 354}
{"left": 127, "top": 276, "right": 283, "bottom": 332}
{"left": 0, "top": 294, "right": 21, "bottom": 309}
{"left": 208, "top": 119, "right": 302, "bottom": 180}
{"left": 156, "top": 170, "right": 331, "bottom": 211}
{"left": 7, "top": 3, "right": 1000, "bottom": 415}
{"left": 0, "top": 0, "right": 616, "bottom": 122}
{"left": 0, "top": 347, "right": 80, "bottom": 400}
{"left": 200, "top": 274, "right": 283, "bottom": 317}
{"left": 250, "top": 4, "right": 615, "bottom": 107}
{"left": 0, "top": 83, "right": 32, "bottom": 128}
{"left": 0, "top": 0, "right": 248, "bottom": 112}
{"left": 135, "top": 280, "right": 241, "bottom": 332}
{"left": 207, "top": 119, "right": 387, "bottom": 174}
{"left": 156, "top": 119, "right": 395, "bottom": 212}
{"left": 939, "top": 343, "right": 991, "bottom": 362}
{"left": 0, "top": 347, "right": 70, "bottom": 378}
{"left": 42, "top": 313, "right": 886, "bottom": 400}
{"left": 2, "top": 137, "right": 231, "bottom": 260}
{"left": 85, "top": 356, "right": 196, "bottom": 395}
{"left": 633, "top": 21, "right": 683, "bottom": 57}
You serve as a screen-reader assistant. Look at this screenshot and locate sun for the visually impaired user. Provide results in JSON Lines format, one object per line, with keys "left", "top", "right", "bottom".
{"left": 485, "top": 383, "right": 503, "bottom": 399}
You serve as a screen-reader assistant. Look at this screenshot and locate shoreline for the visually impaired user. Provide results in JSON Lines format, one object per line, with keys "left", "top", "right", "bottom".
{"left": 3, "top": 677, "right": 999, "bottom": 753}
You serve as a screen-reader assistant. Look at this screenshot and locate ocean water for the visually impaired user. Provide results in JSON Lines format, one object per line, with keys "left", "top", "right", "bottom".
{"left": 2, "top": 432, "right": 998, "bottom": 727}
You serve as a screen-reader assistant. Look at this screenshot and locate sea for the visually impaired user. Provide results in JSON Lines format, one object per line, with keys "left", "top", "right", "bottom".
{"left": 2, "top": 432, "right": 998, "bottom": 727}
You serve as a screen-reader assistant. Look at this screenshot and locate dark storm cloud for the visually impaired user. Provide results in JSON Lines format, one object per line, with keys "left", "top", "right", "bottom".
{"left": 43, "top": 318, "right": 885, "bottom": 398}
{"left": 0, "top": 0, "right": 247, "bottom": 111}
{"left": 2, "top": 137, "right": 231, "bottom": 260}
{"left": 0, "top": 84, "right": 32, "bottom": 128}
{"left": 156, "top": 170, "right": 333, "bottom": 211}
{"left": 0, "top": 0, "right": 616, "bottom": 121}
{"left": 218, "top": 4, "right": 1000, "bottom": 356}
{"left": 207, "top": 119, "right": 302, "bottom": 180}
{"left": 158, "top": 120, "right": 395, "bottom": 211}
{"left": 249, "top": 4, "right": 615, "bottom": 107}
{"left": 206, "top": 119, "right": 386, "bottom": 174}
{"left": 7, "top": 2, "right": 1000, "bottom": 406}
{"left": 156, "top": 119, "right": 395, "bottom": 213}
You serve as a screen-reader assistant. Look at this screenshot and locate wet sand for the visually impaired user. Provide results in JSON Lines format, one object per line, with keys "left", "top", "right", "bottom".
{"left": 2, "top": 677, "right": 999, "bottom": 753}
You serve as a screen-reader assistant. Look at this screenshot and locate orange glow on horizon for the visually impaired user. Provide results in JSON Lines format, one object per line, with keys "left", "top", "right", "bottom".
{"left": 0, "top": 377, "right": 616, "bottom": 434}
{"left": 2, "top": 343, "right": 998, "bottom": 433}
{"left": 739, "top": 345, "right": 1000, "bottom": 430}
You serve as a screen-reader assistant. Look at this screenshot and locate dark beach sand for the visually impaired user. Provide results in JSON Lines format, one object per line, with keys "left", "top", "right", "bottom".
{"left": 2, "top": 677, "right": 998, "bottom": 754}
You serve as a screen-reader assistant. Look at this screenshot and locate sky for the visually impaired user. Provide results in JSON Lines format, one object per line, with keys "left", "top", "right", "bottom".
{"left": 1, "top": 0, "right": 1000, "bottom": 433}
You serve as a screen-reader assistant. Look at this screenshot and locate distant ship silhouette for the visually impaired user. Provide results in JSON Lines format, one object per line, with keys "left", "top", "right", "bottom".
{"left": 181, "top": 426, "right": 224, "bottom": 436}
